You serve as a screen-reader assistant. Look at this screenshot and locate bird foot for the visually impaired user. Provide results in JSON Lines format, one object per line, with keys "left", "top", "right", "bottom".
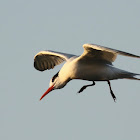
{"left": 77, "top": 81, "right": 95, "bottom": 93}
{"left": 111, "top": 90, "right": 117, "bottom": 102}
{"left": 78, "top": 86, "right": 87, "bottom": 93}
{"left": 107, "top": 80, "right": 117, "bottom": 102}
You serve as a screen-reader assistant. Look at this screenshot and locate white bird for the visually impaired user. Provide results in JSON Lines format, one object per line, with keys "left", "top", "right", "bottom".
{"left": 34, "top": 44, "right": 140, "bottom": 101}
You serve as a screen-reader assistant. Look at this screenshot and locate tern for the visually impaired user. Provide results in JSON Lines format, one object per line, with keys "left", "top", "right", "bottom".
{"left": 34, "top": 44, "right": 140, "bottom": 101}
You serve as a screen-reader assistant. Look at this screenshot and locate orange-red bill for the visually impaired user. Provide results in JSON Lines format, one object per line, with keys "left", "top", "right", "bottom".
{"left": 40, "top": 85, "right": 54, "bottom": 100}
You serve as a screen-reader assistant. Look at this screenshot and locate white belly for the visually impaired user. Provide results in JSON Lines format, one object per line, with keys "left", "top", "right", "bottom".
{"left": 59, "top": 57, "right": 131, "bottom": 81}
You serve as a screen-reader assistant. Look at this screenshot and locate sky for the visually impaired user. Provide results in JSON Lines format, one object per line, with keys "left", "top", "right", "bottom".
{"left": 1, "top": 0, "right": 140, "bottom": 140}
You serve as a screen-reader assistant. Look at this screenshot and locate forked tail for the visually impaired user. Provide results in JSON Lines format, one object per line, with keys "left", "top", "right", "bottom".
{"left": 126, "top": 74, "right": 140, "bottom": 81}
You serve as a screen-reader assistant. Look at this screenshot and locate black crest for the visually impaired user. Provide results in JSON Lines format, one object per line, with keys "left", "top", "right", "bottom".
{"left": 52, "top": 71, "right": 59, "bottom": 82}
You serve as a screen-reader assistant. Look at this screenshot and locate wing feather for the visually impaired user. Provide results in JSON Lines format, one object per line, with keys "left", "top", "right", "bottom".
{"left": 34, "top": 50, "right": 75, "bottom": 71}
{"left": 80, "top": 44, "right": 140, "bottom": 63}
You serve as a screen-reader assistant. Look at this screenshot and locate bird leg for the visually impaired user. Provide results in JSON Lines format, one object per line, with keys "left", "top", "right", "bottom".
{"left": 107, "top": 80, "right": 116, "bottom": 102}
{"left": 78, "top": 81, "right": 95, "bottom": 93}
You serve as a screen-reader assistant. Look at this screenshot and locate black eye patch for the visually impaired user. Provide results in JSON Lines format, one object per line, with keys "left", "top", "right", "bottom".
{"left": 52, "top": 71, "right": 59, "bottom": 82}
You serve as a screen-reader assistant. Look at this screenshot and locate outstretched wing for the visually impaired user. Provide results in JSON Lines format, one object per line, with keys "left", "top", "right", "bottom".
{"left": 34, "top": 50, "right": 75, "bottom": 71}
{"left": 79, "top": 44, "right": 140, "bottom": 63}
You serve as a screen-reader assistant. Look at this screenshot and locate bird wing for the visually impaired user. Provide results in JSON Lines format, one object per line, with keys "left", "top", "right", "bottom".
{"left": 34, "top": 50, "right": 76, "bottom": 71}
{"left": 79, "top": 44, "right": 140, "bottom": 63}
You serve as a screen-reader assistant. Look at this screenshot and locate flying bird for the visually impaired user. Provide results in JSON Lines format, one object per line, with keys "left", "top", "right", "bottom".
{"left": 34, "top": 44, "right": 140, "bottom": 101}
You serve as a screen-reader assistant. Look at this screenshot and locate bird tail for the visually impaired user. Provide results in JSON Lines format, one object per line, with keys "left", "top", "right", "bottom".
{"left": 125, "top": 74, "right": 140, "bottom": 81}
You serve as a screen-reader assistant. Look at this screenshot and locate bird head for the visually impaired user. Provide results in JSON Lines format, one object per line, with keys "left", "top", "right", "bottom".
{"left": 40, "top": 71, "right": 68, "bottom": 100}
